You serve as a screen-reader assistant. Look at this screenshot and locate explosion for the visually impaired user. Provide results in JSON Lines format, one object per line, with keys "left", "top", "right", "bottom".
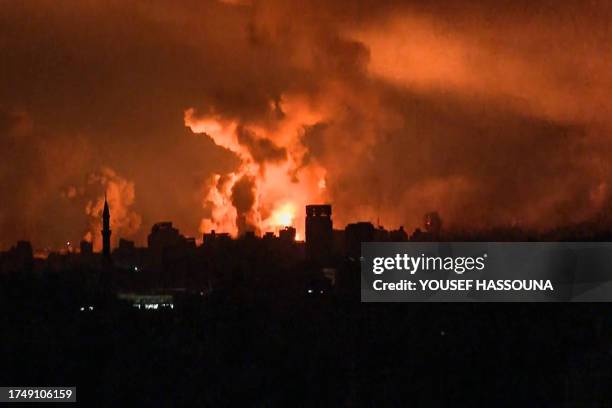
{"left": 270, "top": 202, "right": 297, "bottom": 227}
{"left": 6, "top": 0, "right": 612, "bottom": 251}
{"left": 81, "top": 167, "right": 141, "bottom": 251}
{"left": 185, "top": 95, "right": 327, "bottom": 238}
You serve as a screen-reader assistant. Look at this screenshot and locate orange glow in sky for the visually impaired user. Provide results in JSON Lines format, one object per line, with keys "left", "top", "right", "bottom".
{"left": 185, "top": 95, "right": 328, "bottom": 238}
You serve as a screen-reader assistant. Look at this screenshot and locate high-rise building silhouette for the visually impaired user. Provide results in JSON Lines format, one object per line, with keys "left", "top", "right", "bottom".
{"left": 147, "top": 222, "right": 196, "bottom": 287}
{"left": 102, "top": 193, "right": 112, "bottom": 261}
{"left": 345, "top": 222, "right": 375, "bottom": 259}
{"left": 305, "top": 204, "right": 333, "bottom": 264}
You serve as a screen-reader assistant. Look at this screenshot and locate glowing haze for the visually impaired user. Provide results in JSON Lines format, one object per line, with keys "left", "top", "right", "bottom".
{"left": 184, "top": 95, "right": 327, "bottom": 237}
{"left": 2, "top": 0, "right": 612, "bottom": 250}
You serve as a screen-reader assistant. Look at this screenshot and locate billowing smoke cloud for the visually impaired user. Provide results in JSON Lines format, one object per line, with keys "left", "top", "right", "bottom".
{"left": 80, "top": 168, "right": 142, "bottom": 251}
{"left": 236, "top": 126, "right": 287, "bottom": 164}
{"left": 231, "top": 175, "right": 257, "bottom": 234}
{"left": 0, "top": 107, "right": 93, "bottom": 251}
{"left": 3, "top": 0, "right": 612, "bottom": 249}
{"left": 185, "top": 95, "right": 328, "bottom": 237}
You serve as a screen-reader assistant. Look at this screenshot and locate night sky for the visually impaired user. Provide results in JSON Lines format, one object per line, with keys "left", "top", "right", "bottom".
{"left": 2, "top": 0, "right": 612, "bottom": 250}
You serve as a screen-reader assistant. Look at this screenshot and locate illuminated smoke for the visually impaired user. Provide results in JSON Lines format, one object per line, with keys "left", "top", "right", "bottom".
{"left": 185, "top": 95, "right": 328, "bottom": 237}
{"left": 81, "top": 167, "right": 141, "bottom": 251}
{"left": 5, "top": 1, "right": 612, "bottom": 251}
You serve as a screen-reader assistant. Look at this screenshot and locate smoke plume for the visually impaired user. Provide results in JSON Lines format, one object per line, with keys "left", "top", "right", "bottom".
{"left": 3, "top": 0, "right": 612, "bottom": 249}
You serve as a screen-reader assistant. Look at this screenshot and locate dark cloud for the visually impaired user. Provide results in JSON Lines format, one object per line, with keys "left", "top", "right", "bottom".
{"left": 321, "top": 86, "right": 607, "bottom": 230}
{"left": 236, "top": 125, "right": 286, "bottom": 164}
{"left": 231, "top": 175, "right": 257, "bottom": 234}
{"left": 301, "top": 123, "right": 328, "bottom": 164}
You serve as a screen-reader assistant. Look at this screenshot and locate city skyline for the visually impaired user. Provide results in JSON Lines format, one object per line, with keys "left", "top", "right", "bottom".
{"left": 13, "top": 199, "right": 412, "bottom": 256}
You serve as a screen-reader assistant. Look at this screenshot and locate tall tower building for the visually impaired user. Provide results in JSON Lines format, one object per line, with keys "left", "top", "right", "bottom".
{"left": 102, "top": 193, "right": 112, "bottom": 261}
{"left": 305, "top": 204, "right": 333, "bottom": 264}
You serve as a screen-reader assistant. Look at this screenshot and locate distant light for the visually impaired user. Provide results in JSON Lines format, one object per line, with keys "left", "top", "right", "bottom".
{"left": 320, "top": 290, "right": 324, "bottom": 294}
{"left": 66, "top": 241, "right": 71, "bottom": 246}
{"left": 134, "top": 266, "right": 138, "bottom": 272}
{"left": 307, "top": 289, "right": 313, "bottom": 294}
{"left": 80, "top": 307, "right": 84, "bottom": 311}
{"left": 89, "top": 306, "right": 94, "bottom": 311}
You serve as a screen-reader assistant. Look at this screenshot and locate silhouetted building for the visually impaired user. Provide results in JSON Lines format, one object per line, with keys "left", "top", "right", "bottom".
{"left": 0, "top": 240, "right": 34, "bottom": 274}
{"left": 410, "top": 227, "right": 425, "bottom": 241}
{"left": 102, "top": 194, "right": 112, "bottom": 261}
{"left": 345, "top": 222, "right": 375, "bottom": 259}
{"left": 113, "top": 238, "right": 146, "bottom": 274}
{"left": 306, "top": 204, "right": 333, "bottom": 264}
{"left": 344, "top": 223, "right": 405, "bottom": 258}
{"left": 80, "top": 240, "right": 93, "bottom": 255}
{"left": 118, "top": 238, "right": 135, "bottom": 251}
{"left": 148, "top": 222, "right": 183, "bottom": 250}
{"left": 203, "top": 230, "right": 231, "bottom": 246}
{"left": 374, "top": 225, "right": 390, "bottom": 241}
{"left": 243, "top": 231, "right": 257, "bottom": 241}
{"left": 148, "top": 222, "right": 196, "bottom": 287}
{"left": 279, "top": 226, "right": 296, "bottom": 243}
{"left": 389, "top": 226, "right": 408, "bottom": 241}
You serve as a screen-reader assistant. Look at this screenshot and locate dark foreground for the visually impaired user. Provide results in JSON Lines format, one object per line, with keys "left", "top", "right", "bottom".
{"left": 1, "top": 291, "right": 611, "bottom": 407}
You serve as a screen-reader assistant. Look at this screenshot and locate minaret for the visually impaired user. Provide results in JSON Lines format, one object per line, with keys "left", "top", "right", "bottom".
{"left": 102, "top": 193, "right": 111, "bottom": 261}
